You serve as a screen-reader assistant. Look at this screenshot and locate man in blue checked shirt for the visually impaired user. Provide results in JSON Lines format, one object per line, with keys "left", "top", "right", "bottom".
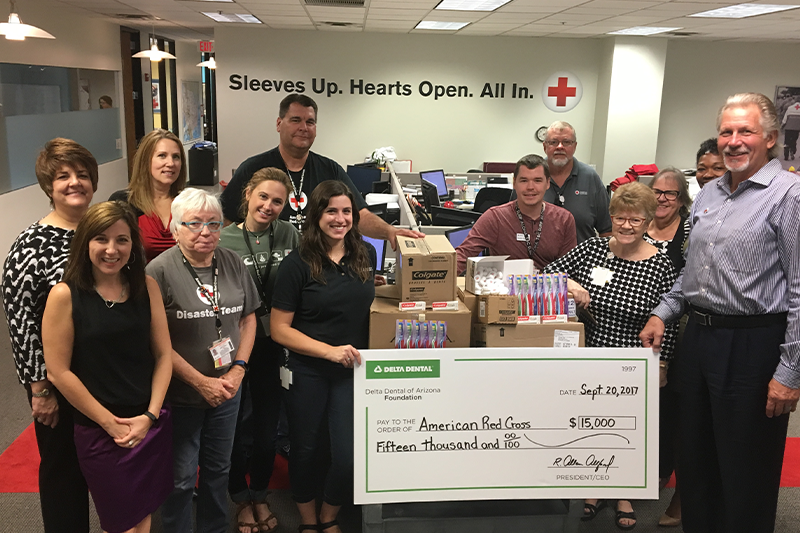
{"left": 641, "top": 92, "right": 800, "bottom": 533}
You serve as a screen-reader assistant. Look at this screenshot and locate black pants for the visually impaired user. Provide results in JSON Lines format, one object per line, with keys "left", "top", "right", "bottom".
{"left": 27, "top": 387, "right": 90, "bottom": 533}
{"left": 228, "top": 336, "right": 284, "bottom": 503}
{"left": 784, "top": 129, "right": 799, "bottom": 157}
{"left": 679, "top": 320, "right": 789, "bottom": 533}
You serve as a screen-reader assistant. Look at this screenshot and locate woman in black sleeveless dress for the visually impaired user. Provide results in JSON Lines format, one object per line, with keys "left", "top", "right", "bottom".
{"left": 42, "top": 202, "right": 173, "bottom": 533}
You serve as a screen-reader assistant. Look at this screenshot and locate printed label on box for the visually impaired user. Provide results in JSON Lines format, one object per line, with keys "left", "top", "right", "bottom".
{"left": 553, "top": 329, "right": 581, "bottom": 348}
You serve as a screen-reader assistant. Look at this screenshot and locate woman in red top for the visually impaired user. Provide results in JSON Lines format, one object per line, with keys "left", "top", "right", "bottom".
{"left": 110, "top": 129, "right": 187, "bottom": 262}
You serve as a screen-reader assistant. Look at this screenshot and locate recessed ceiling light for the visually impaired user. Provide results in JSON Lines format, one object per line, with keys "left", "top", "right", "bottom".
{"left": 416, "top": 21, "right": 469, "bottom": 30}
{"left": 435, "top": 0, "right": 512, "bottom": 12}
{"left": 690, "top": 4, "right": 799, "bottom": 19}
{"left": 202, "top": 12, "right": 262, "bottom": 23}
{"left": 607, "top": 26, "right": 681, "bottom": 36}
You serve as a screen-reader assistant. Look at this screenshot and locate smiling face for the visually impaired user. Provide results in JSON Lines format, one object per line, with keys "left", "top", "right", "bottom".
{"left": 718, "top": 104, "right": 776, "bottom": 180}
{"left": 277, "top": 103, "right": 317, "bottom": 155}
{"left": 175, "top": 209, "right": 221, "bottom": 258}
{"left": 514, "top": 165, "right": 549, "bottom": 212}
{"left": 611, "top": 210, "right": 648, "bottom": 246}
{"left": 89, "top": 219, "right": 132, "bottom": 278}
{"left": 543, "top": 127, "right": 577, "bottom": 169}
{"left": 51, "top": 163, "right": 94, "bottom": 213}
{"left": 319, "top": 195, "right": 353, "bottom": 248}
{"left": 245, "top": 179, "right": 289, "bottom": 230}
{"left": 150, "top": 138, "right": 182, "bottom": 190}
{"left": 696, "top": 152, "right": 726, "bottom": 187}
{"left": 651, "top": 175, "right": 682, "bottom": 222}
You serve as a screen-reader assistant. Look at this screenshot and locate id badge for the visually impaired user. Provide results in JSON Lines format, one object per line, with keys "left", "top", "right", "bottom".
{"left": 209, "top": 336, "right": 234, "bottom": 369}
{"left": 591, "top": 266, "right": 614, "bottom": 286}
{"left": 516, "top": 233, "right": 526, "bottom": 242}
{"left": 280, "top": 366, "right": 292, "bottom": 390}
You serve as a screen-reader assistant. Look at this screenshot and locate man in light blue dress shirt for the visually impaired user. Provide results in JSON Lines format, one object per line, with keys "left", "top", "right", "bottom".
{"left": 641, "top": 93, "right": 800, "bottom": 533}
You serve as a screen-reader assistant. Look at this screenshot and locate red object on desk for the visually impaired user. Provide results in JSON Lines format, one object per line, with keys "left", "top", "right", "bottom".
{"left": 443, "top": 201, "right": 455, "bottom": 208}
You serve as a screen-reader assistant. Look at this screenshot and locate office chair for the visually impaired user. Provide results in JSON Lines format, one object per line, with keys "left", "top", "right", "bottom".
{"left": 473, "top": 187, "right": 513, "bottom": 213}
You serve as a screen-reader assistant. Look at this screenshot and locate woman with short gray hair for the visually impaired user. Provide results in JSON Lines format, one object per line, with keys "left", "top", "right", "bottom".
{"left": 146, "top": 188, "right": 261, "bottom": 533}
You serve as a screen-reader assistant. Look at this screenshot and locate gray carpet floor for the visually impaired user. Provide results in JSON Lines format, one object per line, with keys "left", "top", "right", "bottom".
{"left": 2, "top": 325, "right": 799, "bottom": 532}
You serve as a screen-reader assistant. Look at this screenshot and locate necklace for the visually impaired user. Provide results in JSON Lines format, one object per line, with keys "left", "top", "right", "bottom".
{"left": 94, "top": 284, "right": 126, "bottom": 309}
{"left": 245, "top": 222, "right": 270, "bottom": 245}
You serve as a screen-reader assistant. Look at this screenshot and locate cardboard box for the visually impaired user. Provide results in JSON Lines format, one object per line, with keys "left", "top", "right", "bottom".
{"left": 478, "top": 294, "right": 518, "bottom": 324}
{"left": 464, "top": 256, "right": 535, "bottom": 294}
{"left": 472, "top": 322, "right": 585, "bottom": 348}
{"left": 396, "top": 235, "right": 457, "bottom": 305}
{"left": 369, "top": 297, "right": 471, "bottom": 349}
{"left": 457, "top": 281, "right": 479, "bottom": 323}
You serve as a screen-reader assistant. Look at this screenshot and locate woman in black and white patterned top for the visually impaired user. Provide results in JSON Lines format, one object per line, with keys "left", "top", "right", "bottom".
{"left": 1, "top": 139, "right": 98, "bottom": 533}
{"left": 545, "top": 181, "right": 677, "bottom": 531}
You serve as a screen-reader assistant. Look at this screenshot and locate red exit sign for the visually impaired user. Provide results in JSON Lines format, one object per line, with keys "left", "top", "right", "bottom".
{"left": 198, "top": 41, "right": 214, "bottom": 53}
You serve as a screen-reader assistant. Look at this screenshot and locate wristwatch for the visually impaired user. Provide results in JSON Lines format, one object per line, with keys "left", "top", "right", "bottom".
{"left": 143, "top": 410, "right": 158, "bottom": 425}
{"left": 31, "top": 388, "right": 50, "bottom": 398}
{"left": 231, "top": 360, "right": 248, "bottom": 372}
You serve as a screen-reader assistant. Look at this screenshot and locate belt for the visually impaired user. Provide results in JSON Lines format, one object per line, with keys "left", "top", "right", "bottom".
{"left": 688, "top": 306, "right": 787, "bottom": 329}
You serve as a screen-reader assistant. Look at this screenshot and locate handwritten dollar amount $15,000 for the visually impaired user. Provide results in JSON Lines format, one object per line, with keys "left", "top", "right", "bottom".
{"left": 354, "top": 347, "right": 659, "bottom": 504}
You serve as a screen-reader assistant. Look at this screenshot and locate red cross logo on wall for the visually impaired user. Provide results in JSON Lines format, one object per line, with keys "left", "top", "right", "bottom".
{"left": 548, "top": 77, "right": 577, "bottom": 107}
{"left": 541, "top": 71, "right": 583, "bottom": 113}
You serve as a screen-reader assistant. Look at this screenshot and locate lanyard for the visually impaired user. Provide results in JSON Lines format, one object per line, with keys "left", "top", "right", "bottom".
{"left": 181, "top": 253, "right": 222, "bottom": 339}
{"left": 242, "top": 223, "right": 275, "bottom": 308}
{"left": 515, "top": 202, "right": 545, "bottom": 261}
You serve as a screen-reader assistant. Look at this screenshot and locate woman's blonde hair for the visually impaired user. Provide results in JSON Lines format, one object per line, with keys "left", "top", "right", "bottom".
{"left": 239, "top": 167, "right": 293, "bottom": 220}
{"left": 128, "top": 129, "right": 186, "bottom": 215}
{"left": 609, "top": 181, "right": 657, "bottom": 222}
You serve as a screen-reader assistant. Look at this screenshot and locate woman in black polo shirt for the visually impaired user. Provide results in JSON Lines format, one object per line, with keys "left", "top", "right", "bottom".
{"left": 271, "top": 180, "right": 376, "bottom": 533}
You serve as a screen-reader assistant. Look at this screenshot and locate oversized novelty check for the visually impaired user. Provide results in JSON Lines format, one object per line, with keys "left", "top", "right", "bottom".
{"left": 354, "top": 347, "right": 659, "bottom": 504}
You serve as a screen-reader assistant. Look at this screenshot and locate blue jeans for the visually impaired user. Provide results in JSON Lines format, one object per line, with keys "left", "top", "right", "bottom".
{"left": 160, "top": 389, "right": 241, "bottom": 533}
{"left": 287, "top": 355, "right": 353, "bottom": 506}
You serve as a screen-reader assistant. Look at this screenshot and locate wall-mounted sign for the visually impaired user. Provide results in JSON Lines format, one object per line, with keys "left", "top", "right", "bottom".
{"left": 542, "top": 72, "right": 582, "bottom": 113}
{"left": 198, "top": 41, "right": 214, "bottom": 53}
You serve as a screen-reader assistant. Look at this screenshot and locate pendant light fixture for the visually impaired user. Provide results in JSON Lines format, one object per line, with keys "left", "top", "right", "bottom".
{"left": 0, "top": 0, "right": 55, "bottom": 40}
{"left": 197, "top": 57, "right": 216, "bottom": 69}
{"left": 132, "top": 23, "right": 175, "bottom": 61}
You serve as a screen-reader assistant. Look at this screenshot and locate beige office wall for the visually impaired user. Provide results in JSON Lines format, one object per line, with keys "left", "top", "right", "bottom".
{"left": 656, "top": 39, "right": 800, "bottom": 169}
{"left": 215, "top": 27, "right": 603, "bottom": 179}
{"left": 0, "top": 3, "right": 128, "bottom": 264}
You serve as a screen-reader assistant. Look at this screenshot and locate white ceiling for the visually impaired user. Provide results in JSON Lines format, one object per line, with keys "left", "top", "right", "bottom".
{"left": 35, "top": 0, "right": 800, "bottom": 42}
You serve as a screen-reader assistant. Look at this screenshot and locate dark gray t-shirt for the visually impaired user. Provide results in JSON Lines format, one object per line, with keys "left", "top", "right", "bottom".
{"left": 146, "top": 245, "right": 261, "bottom": 408}
{"left": 543, "top": 158, "right": 612, "bottom": 243}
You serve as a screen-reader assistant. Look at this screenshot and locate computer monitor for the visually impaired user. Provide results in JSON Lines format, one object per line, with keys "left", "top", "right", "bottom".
{"left": 444, "top": 225, "right": 473, "bottom": 249}
{"left": 430, "top": 206, "right": 481, "bottom": 227}
{"left": 421, "top": 179, "right": 440, "bottom": 210}
{"left": 362, "top": 235, "right": 387, "bottom": 273}
{"left": 346, "top": 165, "right": 382, "bottom": 197}
{"left": 419, "top": 169, "right": 448, "bottom": 199}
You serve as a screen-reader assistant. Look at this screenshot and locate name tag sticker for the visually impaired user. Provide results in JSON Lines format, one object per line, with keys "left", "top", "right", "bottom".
{"left": 209, "top": 336, "right": 234, "bottom": 369}
{"left": 516, "top": 233, "right": 526, "bottom": 242}
{"left": 591, "top": 267, "right": 614, "bottom": 286}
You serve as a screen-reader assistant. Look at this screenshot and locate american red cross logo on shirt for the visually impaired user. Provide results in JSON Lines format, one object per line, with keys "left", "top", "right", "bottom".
{"left": 548, "top": 77, "right": 577, "bottom": 107}
{"left": 289, "top": 192, "right": 308, "bottom": 211}
{"left": 794, "top": 103, "right": 800, "bottom": 111}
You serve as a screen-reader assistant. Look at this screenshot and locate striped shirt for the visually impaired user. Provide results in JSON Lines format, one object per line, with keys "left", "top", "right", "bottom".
{"left": 652, "top": 158, "right": 800, "bottom": 388}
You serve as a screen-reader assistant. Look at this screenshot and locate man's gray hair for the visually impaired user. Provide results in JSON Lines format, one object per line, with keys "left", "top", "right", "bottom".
{"left": 170, "top": 188, "right": 224, "bottom": 234}
{"left": 546, "top": 121, "right": 576, "bottom": 141}
{"left": 717, "top": 93, "right": 780, "bottom": 160}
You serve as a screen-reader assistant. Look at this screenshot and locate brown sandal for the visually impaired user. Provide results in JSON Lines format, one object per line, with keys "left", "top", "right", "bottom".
{"left": 235, "top": 501, "right": 258, "bottom": 533}
{"left": 253, "top": 500, "right": 279, "bottom": 532}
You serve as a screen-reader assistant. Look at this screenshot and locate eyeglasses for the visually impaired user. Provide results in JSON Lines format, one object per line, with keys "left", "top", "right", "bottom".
{"left": 544, "top": 139, "right": 576, "bottom": 147}
{"left": 610, "top": 216, "right": 646, "bottom": 227}
{"left": 653, "top": 189, "right": 680, "bottom": 200}
{"left": 180, "top": 220, "right": 223, "bottom": 233}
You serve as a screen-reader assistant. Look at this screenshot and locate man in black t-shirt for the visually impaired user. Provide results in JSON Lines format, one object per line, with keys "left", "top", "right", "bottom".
{"left": 221, "top": 94, "right": 421, "bottom": 247}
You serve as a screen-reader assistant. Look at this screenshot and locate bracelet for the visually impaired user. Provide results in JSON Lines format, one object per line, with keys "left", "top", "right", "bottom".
{"left": 143, "top": 410, "right": 158, "bottom": 425}
{"left": 31, "top": 388, "right": 50, "bottom": 398}
{"left": 231, "top": 360, "right": 248, "bottom": 372}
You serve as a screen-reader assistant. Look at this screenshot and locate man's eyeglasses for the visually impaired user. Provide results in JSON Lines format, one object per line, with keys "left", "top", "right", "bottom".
{"left": 610, "top": 216, "right": 646, "bottom": 227}
{"left": 544, "top": 139, "right": 576, "bottom": 147}
{"left": 653, "top": 189, "right": 679, "bottom": 200}
{"left": 181, "top": 220, "right": 223, "bottom": 233}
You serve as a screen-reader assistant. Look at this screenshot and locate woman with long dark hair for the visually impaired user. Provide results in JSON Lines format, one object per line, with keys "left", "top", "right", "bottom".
{"left": 41, "top": 201, "right": 173, "bottom": 533}
{"left": 271, "top": 180, "right": 376, "bottom": 533}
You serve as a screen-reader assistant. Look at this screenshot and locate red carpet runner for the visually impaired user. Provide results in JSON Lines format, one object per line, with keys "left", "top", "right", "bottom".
{"left": 1, "top": 423, "right": 799, "bottom": 493}
{"left": 0, "top": 423, "right": 289, "bottom": 493}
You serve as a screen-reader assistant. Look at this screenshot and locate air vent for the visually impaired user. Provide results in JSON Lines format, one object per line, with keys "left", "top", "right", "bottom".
{"left": 665, "top": 31, "right": 699, "bottom": 37}
{"left": 114, "top": 14, "right": 155, "bottom": 20}
{"left": 305, "top": 0, "right": 365, "bottom": 7}
{"left": 318, "top": 21, "right": 361, "bottom": 27}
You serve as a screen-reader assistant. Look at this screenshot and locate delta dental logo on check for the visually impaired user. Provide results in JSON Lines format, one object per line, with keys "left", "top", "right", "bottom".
{"left": 367, "top": 360, "right": 440, "bottom": 379}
